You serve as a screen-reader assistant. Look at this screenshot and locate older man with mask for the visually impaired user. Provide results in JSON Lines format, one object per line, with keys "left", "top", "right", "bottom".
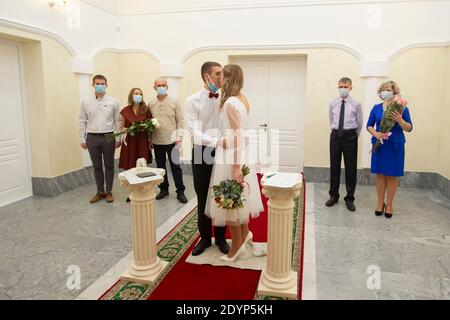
{"left": 148, "top": 78, "right": 187, "bottom": 203}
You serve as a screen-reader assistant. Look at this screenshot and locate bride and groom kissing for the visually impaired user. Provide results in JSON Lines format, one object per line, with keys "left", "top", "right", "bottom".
{"left": 185, "top": 62, "right": 264, "bottom": 262}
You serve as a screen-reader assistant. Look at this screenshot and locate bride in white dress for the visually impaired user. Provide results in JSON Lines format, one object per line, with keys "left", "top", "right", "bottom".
{"left": 205, "top": 64, "right": 264, "bottom": 261}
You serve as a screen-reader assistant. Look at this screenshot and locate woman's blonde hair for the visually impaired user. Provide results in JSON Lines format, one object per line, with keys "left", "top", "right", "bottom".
{"left": 378, "top": 81, "right": 401, "bottom": 99}
{"left": 220, "top": 64, "right": 244, "bottom": 108}
{"left": 127, "top": 87, "right": 148, "bottom": 115}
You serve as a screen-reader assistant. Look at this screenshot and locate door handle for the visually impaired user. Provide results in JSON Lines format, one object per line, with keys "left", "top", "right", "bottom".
{"left": 259, "top": 124, "right": 267, "bottom": 128}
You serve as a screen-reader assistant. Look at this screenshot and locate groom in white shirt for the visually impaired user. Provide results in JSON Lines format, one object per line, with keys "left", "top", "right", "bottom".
{"left": 185, "top": 61, "right": 230, "bottom": 256}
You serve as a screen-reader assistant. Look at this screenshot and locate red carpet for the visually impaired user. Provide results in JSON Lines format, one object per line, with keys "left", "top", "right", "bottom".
{"left": 148, "top": 176, "right": 305, "bottom": 300}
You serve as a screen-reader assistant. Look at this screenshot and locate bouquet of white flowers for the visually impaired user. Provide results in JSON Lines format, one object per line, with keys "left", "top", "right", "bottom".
{"left": 108, "top": 118, "right": 160, "bottom": 142}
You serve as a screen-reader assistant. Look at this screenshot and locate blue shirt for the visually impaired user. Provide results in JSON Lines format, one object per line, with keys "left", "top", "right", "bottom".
{"left": 366, "top": 103, "right": 413, "bottom": 144}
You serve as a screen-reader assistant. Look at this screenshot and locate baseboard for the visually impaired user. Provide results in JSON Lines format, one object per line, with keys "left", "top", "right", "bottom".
{"left": 303, "top": 166, "right": 450, "bottom": 199}
{"left": 32, "top": 159, "right": 193, "bottom": 198}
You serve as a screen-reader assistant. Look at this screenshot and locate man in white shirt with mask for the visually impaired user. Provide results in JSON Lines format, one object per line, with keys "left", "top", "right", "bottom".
{"left": 79, "top": 75, "right": 121, "bottom": 204}
{"left": 185, "top": 61, "right": 229, "bottom": 256}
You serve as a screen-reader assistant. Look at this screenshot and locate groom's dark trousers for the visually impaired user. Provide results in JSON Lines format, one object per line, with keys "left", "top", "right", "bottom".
{"left": 192, "top": 145, "right": 226, "bottom": 242}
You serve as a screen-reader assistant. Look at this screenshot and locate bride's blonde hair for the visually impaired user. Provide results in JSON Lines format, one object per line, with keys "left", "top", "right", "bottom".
{"left": 220, "top": 64, "right": 244, "bottom": 108}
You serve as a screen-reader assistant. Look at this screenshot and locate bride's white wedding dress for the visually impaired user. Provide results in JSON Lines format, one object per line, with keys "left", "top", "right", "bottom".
{"left": 205, "top": 96, "right": 264, "bottom": 227}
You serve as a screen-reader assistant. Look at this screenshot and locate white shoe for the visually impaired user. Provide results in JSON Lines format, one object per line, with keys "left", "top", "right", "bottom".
{"left": 219, "top": 242, "right": 246, "bottom": 262}
{"left": 243, "top": 231, "right": 253, "bottom": 246}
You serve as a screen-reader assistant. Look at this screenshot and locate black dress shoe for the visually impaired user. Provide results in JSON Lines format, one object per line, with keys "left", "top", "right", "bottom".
{"left": 215, "top": 238, "right": 230, "bottom": 254}
{"left": 126, "top": 197, "right": 131, "bottom": 203}
{"left": 191, "top": 239, "right": 212, "bottom": 256}
{"left": 156, "top": 190, "right": 169, "bottom": 200}
{"left": 375, "top": 203, "right": 385, "bottom": 216}
{"left": 177, "top": 191, "right": 188, "bottom": 204}
{"left": 345, "top": 200, "right": 356, "bottom": 212}
{"left": 385, "top": 212, "right": 393, "bottom": 219}
{"left": 325, "top": 197, "right": 339, "bottom": 207}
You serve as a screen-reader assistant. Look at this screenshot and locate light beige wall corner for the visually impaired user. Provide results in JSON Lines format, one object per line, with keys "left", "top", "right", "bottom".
{"left": 390, "top": 47, "right": 447, "bottom": 173}
{"left": 302, "top": 48, "right": 363, "bottom": 168}
{"left": 119, "top": 53, "right": 160, "bottom": 104}
{"left": 0, "top": 27, "right": 83, "bottom": 178}
{"left": 439, "top": 47, "right": 450, "bottom": 179}
{"left": 93, "top": 51, "right": 122, "bottom": 104}
{"left": 21, "top": 41, "right": 52, "bottom": 177}
{"left": 40, "top": 39, "right": 83, "bottom": 177}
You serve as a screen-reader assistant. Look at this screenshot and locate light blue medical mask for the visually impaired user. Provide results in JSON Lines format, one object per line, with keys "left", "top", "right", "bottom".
{"left": 338, "top": 88, "right": 350, "bottom": 98}
{"left": 206, "top": 75, "right": 218, "bottom": 93}
{"left": 133, "top": 95, "right": 143, "bottom": 104}
{"left": 380, "top": 91, "right": 394, "bottom": 101}
{"left": 95, "top": 84, "right": 106, "bottom": 94}
{"left": 156, "top": 87, "right": 167, "bottom": 96}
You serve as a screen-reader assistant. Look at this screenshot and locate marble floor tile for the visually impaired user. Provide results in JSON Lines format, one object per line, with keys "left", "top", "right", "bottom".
{"left": 0, "top": 174, "right": 195, "bottom": 300}
{"left": 313, "top": 183, "right": 450, "bottom": 300}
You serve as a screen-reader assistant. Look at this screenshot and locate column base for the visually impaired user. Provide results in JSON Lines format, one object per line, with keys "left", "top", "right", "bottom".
{"left": 257, "top": 270, "right": 298, "bottom": 299}
{"left": 120, "top": 260, "right": 168, "bottom": 284}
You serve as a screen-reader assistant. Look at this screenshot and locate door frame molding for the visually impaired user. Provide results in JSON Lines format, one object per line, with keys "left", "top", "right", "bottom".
{"left": 0, "top": 39, "right": 33, "bottom": 202}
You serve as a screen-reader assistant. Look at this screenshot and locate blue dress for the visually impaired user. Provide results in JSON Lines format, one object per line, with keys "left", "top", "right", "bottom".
{"left": 366, "top": 103, "right": 413, "bottom": 177}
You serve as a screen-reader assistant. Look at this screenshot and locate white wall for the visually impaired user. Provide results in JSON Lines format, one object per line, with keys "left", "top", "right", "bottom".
{"left": 117, "top": 0, "right": 450, "bottom": 63}
{"left": 1, "top": 0, "right": 448, "bottom": 61}
{"left": 0, "top": 0, "right": 119, "bottom": 58}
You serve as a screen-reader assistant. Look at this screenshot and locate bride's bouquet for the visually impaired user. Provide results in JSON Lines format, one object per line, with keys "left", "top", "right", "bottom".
{"left": 212, "top": 165, "right": 250, "bottom": 210}
{"left": 107, "top": 118, "right": 160, "bottom": 142}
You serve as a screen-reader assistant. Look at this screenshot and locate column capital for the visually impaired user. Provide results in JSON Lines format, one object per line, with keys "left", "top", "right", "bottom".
{"left": 72, "top": 58, "right": 94, "bottom": 75}
{"left": 359, "top": 60, "right": 390, "bottom": 78}
{"left": 159, "top": 63, "right": 184, "bottom": 78}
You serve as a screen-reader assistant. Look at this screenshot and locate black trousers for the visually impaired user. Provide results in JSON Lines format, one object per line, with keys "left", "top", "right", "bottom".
{"left": 192, "top": 145, "right": 226, "bottom": 242}
{"left": 329, "top": 129, "right": 358, "bottom": 202}
{"left": 154, "top": 143, "right": 185, "bottom": 193}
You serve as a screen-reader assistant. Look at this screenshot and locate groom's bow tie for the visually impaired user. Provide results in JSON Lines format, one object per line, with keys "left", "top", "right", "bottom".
{"left": 209, "top": 92, "right": 219, "bottom": 99}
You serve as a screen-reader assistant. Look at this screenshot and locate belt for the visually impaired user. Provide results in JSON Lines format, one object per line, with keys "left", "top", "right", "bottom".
{"left": 87, "top": 132, "right": 113, "bottom": 136}
{"left": 332, "top": 129, "right": 357, "bottom": 133}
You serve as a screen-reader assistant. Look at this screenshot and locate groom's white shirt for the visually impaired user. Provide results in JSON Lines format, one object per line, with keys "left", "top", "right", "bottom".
{"left": 185, "top": 88, "right": 221, "bottom": 147}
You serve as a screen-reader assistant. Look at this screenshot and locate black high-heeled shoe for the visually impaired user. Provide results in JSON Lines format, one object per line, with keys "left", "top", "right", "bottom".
{"left": 375, "top": 203, "right": 385, "bottom": 216}
{"left": 384, "top": 212, "right": 393, "bottom": 219}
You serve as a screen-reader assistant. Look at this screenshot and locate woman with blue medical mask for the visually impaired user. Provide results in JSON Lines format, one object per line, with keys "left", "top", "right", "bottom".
{"left": 119, "top": 88, "right": 153, "bottom": 201}
{"left": 366, "top": 81, "right": 413, "bottom": 219}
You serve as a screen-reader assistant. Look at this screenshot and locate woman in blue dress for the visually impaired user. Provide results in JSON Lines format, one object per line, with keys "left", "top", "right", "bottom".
{"left": 366, "top": 81, "right": 413, "bottom": 218}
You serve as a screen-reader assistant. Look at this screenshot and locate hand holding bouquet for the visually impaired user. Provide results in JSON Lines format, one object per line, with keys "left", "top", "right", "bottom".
{"left": 212, "top": 165, "right": 250, "bottom": 210}
{"left": 372, "top": 95, "right": 408, "bottom": 152}
{"left": 108, "top": 118, "right": 160, "bottom": 143}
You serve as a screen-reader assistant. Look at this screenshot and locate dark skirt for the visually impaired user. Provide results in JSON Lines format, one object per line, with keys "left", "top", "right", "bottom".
{"left": 119, "top": 132, "right": 150, "bottom": 170}
{"left": 370, "top": 140, "right": 405, "bottom": 177}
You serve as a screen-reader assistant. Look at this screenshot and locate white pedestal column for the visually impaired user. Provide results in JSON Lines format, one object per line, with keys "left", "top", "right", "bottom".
{"left": 257, "top": 177, "right": 303, "bottom": 299}
{"left": 119, "top": 167, "right": 168, "bottom": 283}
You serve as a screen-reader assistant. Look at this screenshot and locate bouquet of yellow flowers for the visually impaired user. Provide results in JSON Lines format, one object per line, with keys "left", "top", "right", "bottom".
{"left": 107, "top": 118, "right": 160, "bottom": 142}
{"left": 212, "top": 165, "right": 250, "bottom": 210}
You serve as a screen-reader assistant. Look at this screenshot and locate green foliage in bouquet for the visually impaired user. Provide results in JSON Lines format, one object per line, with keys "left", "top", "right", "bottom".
{"left": 107, "top": 118, "right": 160, "bottom": 141}
{"left": 372, "top": 96, "right": 408, "bottom": 152}
{"left": 212, "top": 165, "right": 250, "bottom": 210}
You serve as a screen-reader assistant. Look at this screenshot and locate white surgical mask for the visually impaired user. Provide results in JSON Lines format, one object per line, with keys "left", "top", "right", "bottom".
{"left": 381, "top": 91, "right": 394, "bottom": 101}
{"left": 338, "top": 88, "right": 350, "bottom": 98}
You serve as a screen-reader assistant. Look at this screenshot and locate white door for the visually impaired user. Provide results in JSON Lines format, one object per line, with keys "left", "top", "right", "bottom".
{"left": 231, "top": 56, "right": 306, "bottom": 173}
{"left": 0, "top": 41, "right": 32, "bottom": 207}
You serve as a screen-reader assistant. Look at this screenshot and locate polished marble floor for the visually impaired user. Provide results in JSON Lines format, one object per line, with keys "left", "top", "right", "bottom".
{"left": 1, "top": 177, "right": 449, "bottom": 300}
{"left": 313, "top": 183, "right": 450, "bottom": 300}
{"left": 0, "top": 175, "right": 195, "bottom": 300}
